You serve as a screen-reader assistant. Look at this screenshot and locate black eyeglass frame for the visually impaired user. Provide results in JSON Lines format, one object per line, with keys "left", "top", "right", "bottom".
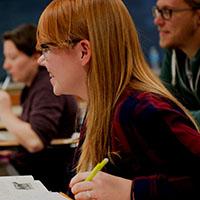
{"left": 152, "top": 5, "right": 198, "bottom": 20}
{"left": 40, "top": 39, "right": 81, "bottom": 50}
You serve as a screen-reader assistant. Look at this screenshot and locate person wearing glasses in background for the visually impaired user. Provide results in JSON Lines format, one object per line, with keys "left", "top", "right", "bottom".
{"left": 153, "top": 0, "right": 200, "bottom": 127}
{"left": 0, "top": 24, "right": 78, "bottom": 192}
{"left": 36, "top": 0, "right": 200, "bottom": 199}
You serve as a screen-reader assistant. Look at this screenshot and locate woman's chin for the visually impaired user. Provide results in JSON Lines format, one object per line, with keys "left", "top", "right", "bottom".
{"left": 53, "top": 85, "right": 65, "bottom": 96}
{"left": 50, "top": 79, "right": 59, "bottom": 95}
{"left": 53, "top": 88, "right": 62, "bottom": 96}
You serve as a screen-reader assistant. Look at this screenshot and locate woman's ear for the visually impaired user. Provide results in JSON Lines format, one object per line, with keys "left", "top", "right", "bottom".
{"left": 79, "top": 40, "right": 91, "bottom": 66}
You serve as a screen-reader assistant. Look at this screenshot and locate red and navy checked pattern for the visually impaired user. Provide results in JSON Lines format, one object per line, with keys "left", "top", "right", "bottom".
{"left": 74, "top": 88, "right": 200, "bottom": 199}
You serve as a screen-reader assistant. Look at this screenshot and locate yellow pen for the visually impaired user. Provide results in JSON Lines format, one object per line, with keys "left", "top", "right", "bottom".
{"left": 85, "top": 158, "right": 109, "bottom": 181}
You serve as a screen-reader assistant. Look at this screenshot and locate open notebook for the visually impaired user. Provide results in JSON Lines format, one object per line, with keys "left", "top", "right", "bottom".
{"left": 0, "top": 175, "right": 72, "bottom": 200}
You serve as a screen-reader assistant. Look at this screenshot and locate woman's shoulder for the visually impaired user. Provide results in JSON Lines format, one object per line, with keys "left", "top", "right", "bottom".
{"left": 115, "top": 88, "right": 194, "bottom": 130}
{"left": 117, "top": 88, "right": 179, "bottom": 116}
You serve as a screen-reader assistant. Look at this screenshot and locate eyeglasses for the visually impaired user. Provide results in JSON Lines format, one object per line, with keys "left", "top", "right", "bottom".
{"left": 40, "top": 39, "right": 81, "bottom": 60}
{"left": 40, "top": 43, "right": 58, "bottom": 60}
{"left": 152, "top": 6, "right": 194, "bottom": 20}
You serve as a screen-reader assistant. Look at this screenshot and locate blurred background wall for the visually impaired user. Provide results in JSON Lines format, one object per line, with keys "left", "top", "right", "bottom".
{"left": 0, "top": 0, "right": 160, "bottom": 82}
{"left": 0, "top": 0, "right": 52, "bottom": 81}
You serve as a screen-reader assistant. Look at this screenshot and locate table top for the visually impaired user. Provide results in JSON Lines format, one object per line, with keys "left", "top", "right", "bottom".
{"left": 0, "top": 131, "right": 79, "bottom": 149}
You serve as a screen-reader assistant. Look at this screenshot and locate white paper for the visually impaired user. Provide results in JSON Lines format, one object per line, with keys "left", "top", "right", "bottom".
{"left": 0, "top": 175, "right": 71, "bottom": 200}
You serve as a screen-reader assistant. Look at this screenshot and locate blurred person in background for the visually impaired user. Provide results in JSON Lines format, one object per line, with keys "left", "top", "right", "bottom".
{"left": 153, "top": 0, "right": 200, "bottom": 126}
{"left": 0, "top": 24, "right": 78, "bottom": 192}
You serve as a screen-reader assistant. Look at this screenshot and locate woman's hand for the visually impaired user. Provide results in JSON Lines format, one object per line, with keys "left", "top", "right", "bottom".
{"left": 70, "top": 171, "right": 132, "bottom": 200}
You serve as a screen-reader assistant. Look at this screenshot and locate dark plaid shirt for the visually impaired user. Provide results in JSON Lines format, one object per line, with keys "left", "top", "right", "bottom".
{"left": 76, "top": 87, "right": 200, "bottom": 200}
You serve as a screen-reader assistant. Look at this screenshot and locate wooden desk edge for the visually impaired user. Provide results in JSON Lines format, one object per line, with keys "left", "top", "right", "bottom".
{"left": 0, "top": 138, "right": 79, "bottom": 147}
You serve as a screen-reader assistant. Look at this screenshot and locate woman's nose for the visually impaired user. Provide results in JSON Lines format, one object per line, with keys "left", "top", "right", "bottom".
{"left": 37, "top": 54, "right": 46, "bottom": 66}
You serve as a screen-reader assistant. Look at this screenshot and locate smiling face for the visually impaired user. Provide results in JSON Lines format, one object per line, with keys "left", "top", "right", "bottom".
{"left": 38, "top": 40, "right": 91, "bottom": 100}
{"left": 3, "top": 40, "right": 38, "bottom": 85}
{"left": 154, "top": 0, "right": 199, "bottom": 51}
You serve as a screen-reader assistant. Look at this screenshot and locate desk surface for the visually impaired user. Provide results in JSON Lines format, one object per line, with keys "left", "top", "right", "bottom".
{"left": 0, "top": 131, "right": 79, "bottom": 149}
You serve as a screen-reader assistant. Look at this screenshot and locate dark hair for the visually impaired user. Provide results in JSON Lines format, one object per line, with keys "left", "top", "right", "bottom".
{"left": 3, "top": 24, "right": 37, "bottom": 56}
{"left": 184, "top": 0, "right": 200, "bottom": 8}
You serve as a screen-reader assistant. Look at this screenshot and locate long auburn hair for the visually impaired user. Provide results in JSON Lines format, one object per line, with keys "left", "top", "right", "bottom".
{"left": 37, "top": 0, "right": 199, "bottom": 172}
